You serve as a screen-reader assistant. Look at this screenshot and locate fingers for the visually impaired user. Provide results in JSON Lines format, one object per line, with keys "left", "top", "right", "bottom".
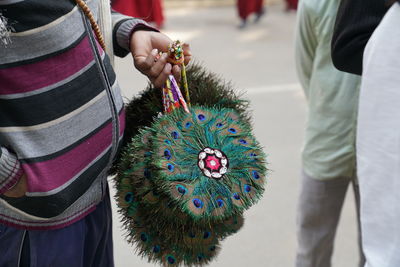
{"left": 134, "top": 48, "right": 159, "bottom": 73}
{"left": 132, "top": 36, "right": 192, "bottom": 88}
{"left": 153, "top": 63, "right": 172, "bottom": 88}
{"left": 172, "top": 65, "right": 181, "bottom": 82}
{"left": 134, "top": 50, "right": 173, "bottom": 88}
{"left": 183, "top": 43, "right": 192, "bottom": 65}
{"left": 184, "top": 56, "right": 192, "bottom": 66}
{"left": 148, "top": 53, "right": 168, "bottom": 79}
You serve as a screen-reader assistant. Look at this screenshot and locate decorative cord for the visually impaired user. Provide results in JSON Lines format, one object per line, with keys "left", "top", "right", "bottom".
{"left": 75, "top": 0, "right": 106, "bottom": 50}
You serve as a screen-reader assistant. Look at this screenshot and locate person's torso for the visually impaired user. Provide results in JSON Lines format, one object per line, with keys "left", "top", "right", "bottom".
{"left": 358, "top": 3, "right": 400, "bottom": 266}
{"left": 0, "top": 0, "right": 125, "bottom": 229}
{"left": 301, "top": 0, "right": 361, "bottom": 179}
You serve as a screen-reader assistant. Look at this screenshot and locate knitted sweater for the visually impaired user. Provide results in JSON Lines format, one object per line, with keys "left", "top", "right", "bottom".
{"left": 0, "top": 0, "right": 148, "bottom": 229}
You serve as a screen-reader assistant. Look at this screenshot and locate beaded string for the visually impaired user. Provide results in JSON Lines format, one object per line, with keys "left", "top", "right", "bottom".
{"left": 75, "top": 0, "right": 106, "bottom": 50}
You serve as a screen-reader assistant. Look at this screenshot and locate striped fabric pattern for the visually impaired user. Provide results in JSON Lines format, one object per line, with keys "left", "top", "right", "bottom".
{"left": 0, "top": 148, "right": 23, "bottom": 194}
{"left": 0, "top": 0, "right": 149, "bottom": 229}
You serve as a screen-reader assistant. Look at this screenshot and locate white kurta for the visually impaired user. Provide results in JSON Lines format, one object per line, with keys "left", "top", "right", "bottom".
{"left": 357, "top": 3, "right": 400, "bottom": 267}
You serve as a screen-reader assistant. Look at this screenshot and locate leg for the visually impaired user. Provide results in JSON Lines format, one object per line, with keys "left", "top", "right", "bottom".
{"left": 24, "top": 188, "right": 114, "bottom": 267}
{"left": 352, "top": 180, "right": 366, "bottom": 267}
{"left": 0, "top": 223, "right": 25, "bottom": 267}
{"left": 237, "top": 0, "right": 248, "bottom": 20}
{"left": 83, "top": 188, "right": 114, "bottom": 267}
{"left": 254, "top": 0, "right": 266, "bottom": 23}
{"left": 295, "top": 171, "right": 350, "bottom": 267}
{"left": 256, "top": 0, "right": 265, "bottom": 14}
{"left": 237, "top": 0, "right": 249, "bottom": 28}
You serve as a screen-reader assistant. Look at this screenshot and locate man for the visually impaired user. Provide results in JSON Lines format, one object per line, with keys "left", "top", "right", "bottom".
{"left": 295, "top": 0, "right": 364, "bottom": 266}
{"left": 0, "top": 0, "right": 190, "bottom": 266}
{"left": 332, "top": 1, "right": 400, "bottom": 266}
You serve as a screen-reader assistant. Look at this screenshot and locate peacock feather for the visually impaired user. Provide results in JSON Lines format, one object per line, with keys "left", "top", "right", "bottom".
{"left": 114, "top": 63, "right": 268, "bottom": 266}
{"left": 150, "top": 106, "right": 266, "bottom": 221}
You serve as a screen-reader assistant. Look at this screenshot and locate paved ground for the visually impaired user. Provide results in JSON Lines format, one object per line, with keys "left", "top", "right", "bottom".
{"left": 111, "top": 3, "right": 361, "bottom": 267}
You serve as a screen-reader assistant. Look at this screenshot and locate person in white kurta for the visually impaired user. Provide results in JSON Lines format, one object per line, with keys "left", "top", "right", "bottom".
{"left": 357, "top": 3, "right": 400, "bottom": 267}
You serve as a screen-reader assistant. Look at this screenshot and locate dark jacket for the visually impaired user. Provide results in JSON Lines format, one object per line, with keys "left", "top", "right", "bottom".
{"left": 331, "top": 0, "right": 396, "bottom": 75}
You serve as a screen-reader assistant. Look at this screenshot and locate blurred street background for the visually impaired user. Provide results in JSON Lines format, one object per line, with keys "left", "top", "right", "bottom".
{"left": 110, "top": 1, "right": 360, "bottom": 266}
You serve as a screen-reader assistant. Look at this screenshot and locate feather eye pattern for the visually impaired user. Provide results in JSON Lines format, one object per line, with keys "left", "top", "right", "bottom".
{"left": 248, "top": 167, "right": 266, "bottom": 186}
{"left": 186, "top": 195, "right": 209, "bottom": 217}
{"left": 117, "top": 185, "right": 135, "bottom": 209}
{"left": 169, "top": 182, "right": 194, "bottom": 201}
{"left": 211, "top": 195, "right": 229, "bottom": 217}
{"left": 209, "top": 117, "right": 228, "bottom": 133}
{"left": 224, "top": 121, "right": 246, "bottom": 137}
{"left": 114, "top": 64, "right": 268, "bottom": 266}
{"left": 193, "top": 108, "right": 213, "bottom": 125}
{"left": 232, "top": 136, "right": 255, "bottom": 147}
{"left": 180, "top": 116, "right": 195, "bottom": 133}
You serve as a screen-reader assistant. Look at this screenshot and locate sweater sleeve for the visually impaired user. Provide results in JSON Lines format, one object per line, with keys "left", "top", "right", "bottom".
{"left": 111, "top": 11, "right": 159, "bottom": 57}
{"left": 295, "top": 1, "right": 318, "bottom": 99}
{"left": 0, "top": 147, "right": 23, "bottom": 195}
{"left": 331, "top": 0, "right": 388, "bottom": 75}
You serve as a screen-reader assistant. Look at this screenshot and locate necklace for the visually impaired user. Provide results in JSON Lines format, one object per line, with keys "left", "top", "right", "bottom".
{"left": 75, "top": 0, "right": 106, "bottom": 50}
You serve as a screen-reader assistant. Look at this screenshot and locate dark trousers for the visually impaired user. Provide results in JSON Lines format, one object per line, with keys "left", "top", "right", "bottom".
{"left": 0, "top": 190, "right": 114, "bottom": 267}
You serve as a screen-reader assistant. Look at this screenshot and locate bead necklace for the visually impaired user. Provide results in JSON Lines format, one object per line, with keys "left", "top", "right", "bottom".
{"left": 75, "top": 0, "right": 106, "bottom": 50}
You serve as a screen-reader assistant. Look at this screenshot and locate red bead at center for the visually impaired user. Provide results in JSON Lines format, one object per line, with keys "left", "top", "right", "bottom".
{"left": 205, "top": 155, "right": 221, "bottom": 171}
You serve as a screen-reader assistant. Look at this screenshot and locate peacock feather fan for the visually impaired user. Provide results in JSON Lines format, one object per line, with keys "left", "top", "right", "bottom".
{"left": 114, "top": 63, "right": 268, "bottom": 266}
{"left": 151, "top": 106, "right": 266, "bottom": 221}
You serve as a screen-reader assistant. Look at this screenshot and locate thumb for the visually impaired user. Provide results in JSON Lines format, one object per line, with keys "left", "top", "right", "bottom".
{"left": 150, "top": 32, "right": 173, "bottom": 53}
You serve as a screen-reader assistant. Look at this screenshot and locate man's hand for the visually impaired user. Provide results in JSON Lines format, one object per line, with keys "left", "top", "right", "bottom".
{"left": 3, "top": 174, "right": 27, "bottom": 198}
{"left": 130, "top": 30, "right": 192, "bottom": 88}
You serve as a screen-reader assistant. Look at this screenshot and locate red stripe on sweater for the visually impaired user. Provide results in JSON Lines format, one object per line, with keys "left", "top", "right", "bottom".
{"left": 0, "top": 36, "right": 97, "bottom": 95}
{"left": 21, "top": 111, "right": 125, "bottom": 193}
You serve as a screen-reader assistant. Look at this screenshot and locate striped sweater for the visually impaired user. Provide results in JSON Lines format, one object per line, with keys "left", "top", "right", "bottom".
{"left": 0, "top": 0, "right": 148, "bottom": 229}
